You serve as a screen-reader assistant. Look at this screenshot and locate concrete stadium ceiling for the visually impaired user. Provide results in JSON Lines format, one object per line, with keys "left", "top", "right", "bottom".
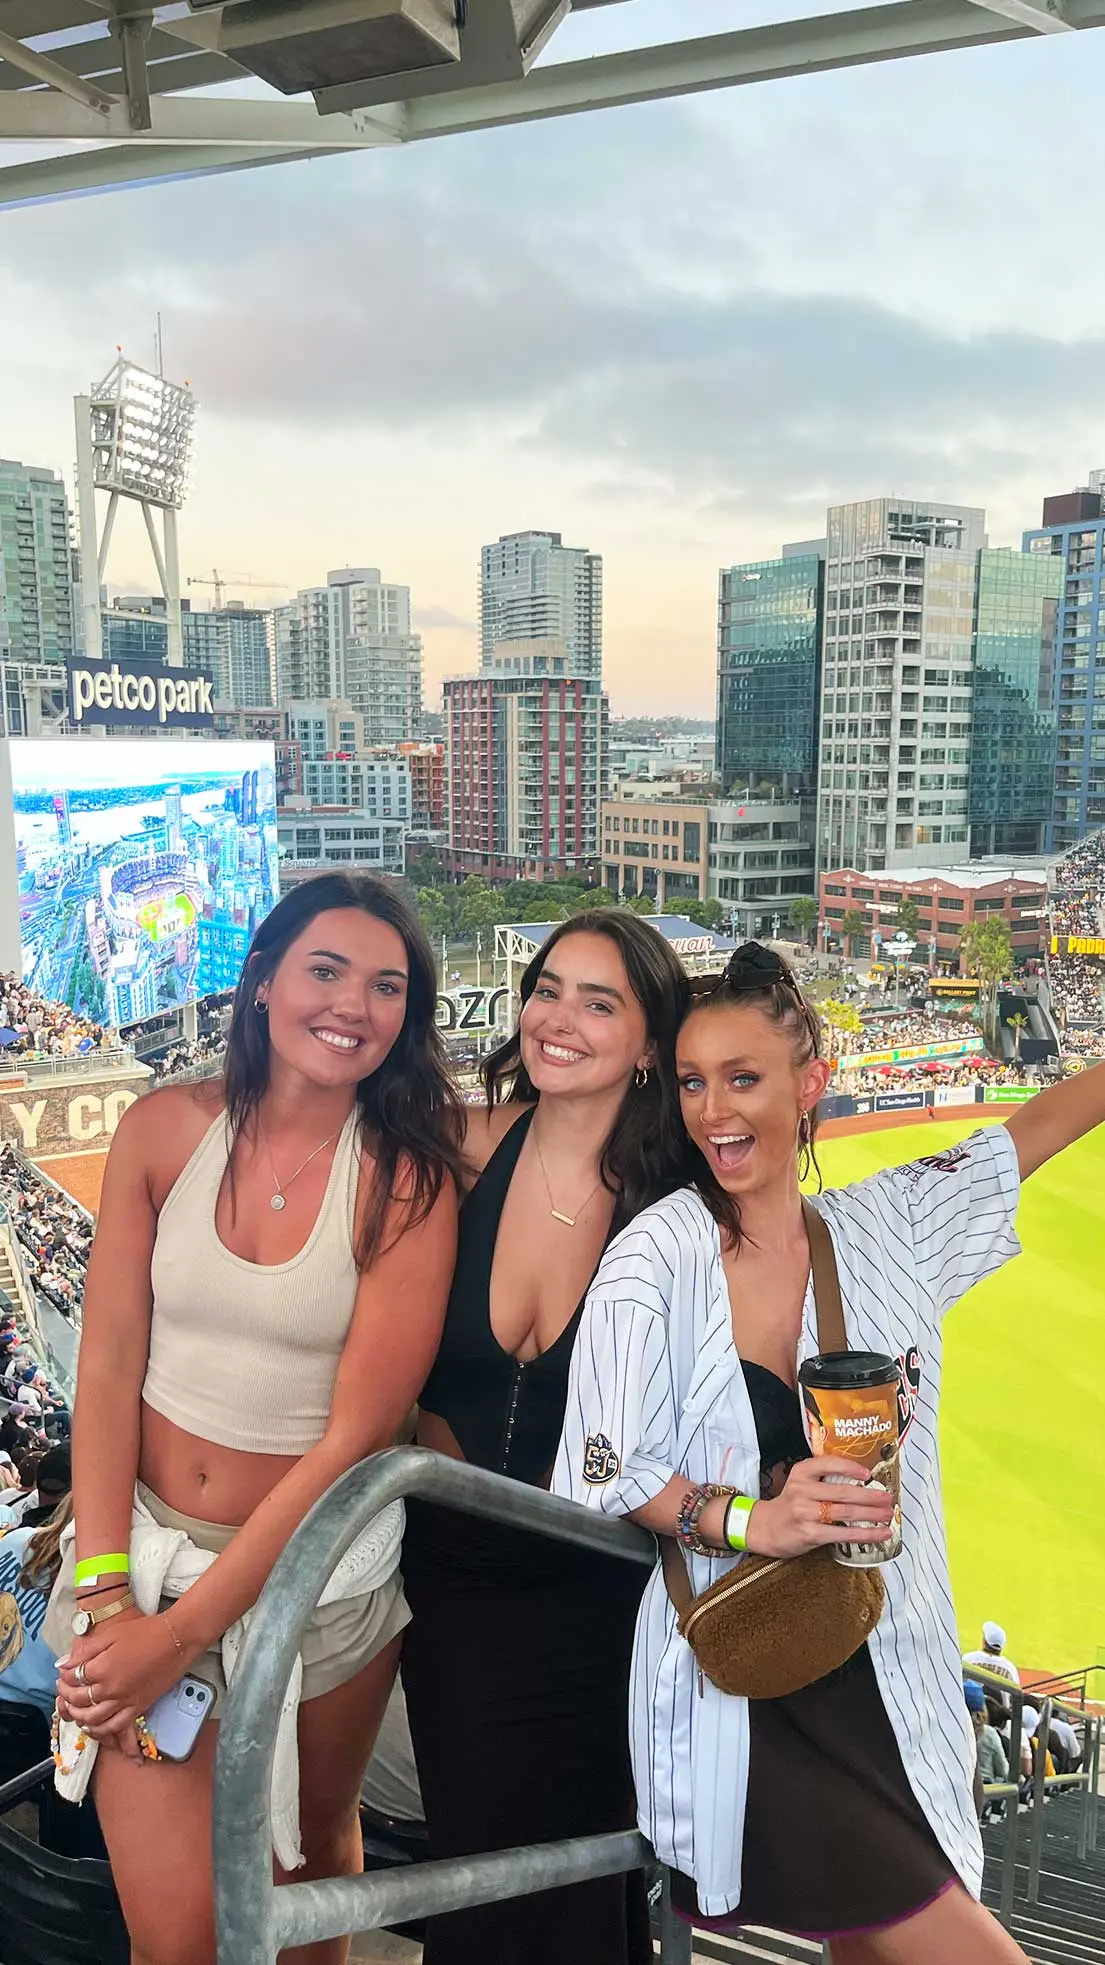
{"left": 0, "top": 0, "right": 1093, "bottom": 209}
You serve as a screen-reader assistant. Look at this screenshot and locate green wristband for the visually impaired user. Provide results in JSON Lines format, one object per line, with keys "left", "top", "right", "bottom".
{"left": 74, "top": 1553, "right": 130, "bottom": 1588}
{"left": 723, "top": 1496, "right": 756, "bottom": 1553}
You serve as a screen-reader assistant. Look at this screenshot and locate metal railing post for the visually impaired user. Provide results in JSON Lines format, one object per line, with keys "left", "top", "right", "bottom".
{"left": 1000, "top": 1696, "right": 1023, "bottom": 1930}
{"left": 213, "top": 1447, "right": 656, "bottom": 1965}
{"left": 1027, "top": 1697, "right": 1052, "bottom": 1905}
{"left": 1073, "top": 1708, "right": 1098, "bottom": 1865}
{"left": 656, "top": 1870, "right": 692, "bottom": 1965}
{"left": 1090, "top": 1716, "right": 1102, "bottom": 1853}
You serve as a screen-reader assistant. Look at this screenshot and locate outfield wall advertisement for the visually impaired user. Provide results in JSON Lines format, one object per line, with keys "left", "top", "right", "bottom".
{"left": 0, "top": 738, "right": 279, "bottom": 1027}
{"left": 837, "top": 1036, "right": 985, "bottom": 1072}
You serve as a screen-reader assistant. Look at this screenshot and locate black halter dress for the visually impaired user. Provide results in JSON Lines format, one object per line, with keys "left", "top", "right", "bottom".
{"left": 401, "top": 1109, "right": 651, "bottom": 1965}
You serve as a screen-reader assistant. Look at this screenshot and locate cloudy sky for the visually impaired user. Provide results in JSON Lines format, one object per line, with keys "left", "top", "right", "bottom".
{"left": 5, "top": 0, "right": 1105, "bottom": 714}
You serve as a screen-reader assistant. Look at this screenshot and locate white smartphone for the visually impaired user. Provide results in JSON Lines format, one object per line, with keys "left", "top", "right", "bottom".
{"left": 144, "top": 1674, "right": 215, "bottom": 1761}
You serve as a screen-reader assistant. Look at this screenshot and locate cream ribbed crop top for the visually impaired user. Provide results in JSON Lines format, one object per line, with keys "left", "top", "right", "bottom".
{"left": 143, "top": 1108, "right": 362, "bottom": 1454}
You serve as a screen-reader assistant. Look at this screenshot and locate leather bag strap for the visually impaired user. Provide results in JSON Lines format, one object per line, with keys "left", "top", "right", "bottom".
{"left": 661, "top": 1533, "right": 694, "bottom": 1616}
{"left": 801, "top": 1198, "right": 847, "bottom": 1354}
{"left": 661, "top": 1200, "right": 849, "bottom": 1617}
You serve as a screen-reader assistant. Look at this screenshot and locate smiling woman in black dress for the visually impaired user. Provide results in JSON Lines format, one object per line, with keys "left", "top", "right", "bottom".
{"left": 401, "top": 910, "right": 688, "bottom": 1965}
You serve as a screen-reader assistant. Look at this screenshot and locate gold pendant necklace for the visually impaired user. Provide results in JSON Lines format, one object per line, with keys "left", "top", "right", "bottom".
{"left": 260, "top": 1124, "right": 340, "bottom": 1212}
{"left": 532, "top": 1127, "right": 602, "bottom": 1228}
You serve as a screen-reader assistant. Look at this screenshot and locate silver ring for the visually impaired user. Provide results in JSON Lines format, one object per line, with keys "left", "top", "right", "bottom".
{"left": 73, "top": 1662, "right": 87, "bottom": 1686}
{"left": 85, "top": 1684, "right": 95, "bottom": 1708}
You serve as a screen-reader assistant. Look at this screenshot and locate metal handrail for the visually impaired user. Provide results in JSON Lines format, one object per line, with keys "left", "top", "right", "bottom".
{"left": 212, "top": 1446, "right": 662, "bottom": 1965}
{"left": 1028, "top": 1662, "right": 1105, "bottom": 1705}
{"left": 963, "top": 1663, "right": 1103, "bottom": 1916}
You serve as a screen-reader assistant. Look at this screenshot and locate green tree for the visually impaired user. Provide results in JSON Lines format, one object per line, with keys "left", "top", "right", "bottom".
{"left": 839, "top": 908, "right": 867, "bottom": 959}
{"left": 820, "top": 996, "right": 864, "bottom": 1061}
{"left": 456, "top": 876, "right": 502, "bottom": 935}
{"left": 892, "top": 898, "right": 923, "bottom": 942}
{"left": 787, "top": 895, "right": 818, "bottom": 944}
{"left": 1008, "top": 1010, "right": 1028, "bottom": 1062}
{"left": 680, "top": 897, "right": 726, "bottom": 931}
{"left": 572, "top": 886, "right": 616, "bottom": 912}
{"left": 414, "top": 885, "right": 450, "bottom": 942}
{"left": 626, "top": 893, "right": 655, "bottom": 915}
{"left": 408, "top": 847, "right": 443, "bottom": 888}
{"left": 959, "top": 916, "right": 1012, "bottom": 1000}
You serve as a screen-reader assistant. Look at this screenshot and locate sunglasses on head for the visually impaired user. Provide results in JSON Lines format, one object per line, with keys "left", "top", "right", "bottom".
{"left": 689, "top": 942, "right": 797, "bottom": 997}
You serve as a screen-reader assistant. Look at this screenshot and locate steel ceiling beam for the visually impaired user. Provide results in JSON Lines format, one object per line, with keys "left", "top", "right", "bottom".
{"left": 963, "top": 0, "right": 1073, "bottom": 29}
{"left": 0, "top": 91, "right": 403, "bottom": 144}
{"left": 0, "top": 0, "right": 1103, "bottom": 207}
{"left": 0, "top": 25, "right": 116, "bottom": 114}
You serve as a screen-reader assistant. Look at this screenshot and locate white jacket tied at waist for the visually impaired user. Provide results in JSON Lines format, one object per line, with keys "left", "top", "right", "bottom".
{"left": 51, "top": 1490, "right": 404, "bottom": 1869}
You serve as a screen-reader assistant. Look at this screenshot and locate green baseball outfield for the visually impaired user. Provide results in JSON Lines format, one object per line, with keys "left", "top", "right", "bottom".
{"left": 815, "top": 1113, "right": 1105, "bottom": 1681}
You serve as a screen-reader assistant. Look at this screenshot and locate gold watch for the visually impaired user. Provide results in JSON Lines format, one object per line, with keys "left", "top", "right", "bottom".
{"left": 71, "top": 1590, "right": 135, "bottom": 1638}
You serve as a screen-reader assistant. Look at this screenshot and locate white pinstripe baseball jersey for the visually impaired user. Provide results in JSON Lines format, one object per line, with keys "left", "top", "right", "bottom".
{"left": 552, "top": 1122, "right": 1022, "bottom": 1918}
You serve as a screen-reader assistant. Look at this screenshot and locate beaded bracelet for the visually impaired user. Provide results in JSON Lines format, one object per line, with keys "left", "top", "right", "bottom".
{"left": 676, "top": 1482, "right": 736, "bottom": 1556}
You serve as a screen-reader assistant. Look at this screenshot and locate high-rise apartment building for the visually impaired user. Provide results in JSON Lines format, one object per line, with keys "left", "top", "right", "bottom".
{"left": 182, "top": 604, "right": 221, "bottom": 683}
{"left": 213, "top": 604, "right": 273, "bottom": 707}
{"left": 817, "top": 497, "right": 986, "bottom": 873}
{"left": 1023, "top": 481, "right": 1105, "bottom": 850}
{"left": 716, "top": 546, "right": 824, "bottom": 796}
{"left": 399, "top": 741, "right": 446, "bottom": 831}
{"left": 480, "top": 531, "right": 602, "bottom": 680}
{"left": 274, "top": 568, "right": 421, "bottom": 740}
{"left": 0, "top": 459, "right": 76, "bottom": 666}
{"left": 967, "top": 548, "right": 1062, "bottom": 857}
{"left": 445, "top": 650, "right": 606, "bottom": 880}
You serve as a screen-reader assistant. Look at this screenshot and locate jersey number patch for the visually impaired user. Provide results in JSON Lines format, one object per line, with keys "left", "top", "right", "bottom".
{"left": 583, "top": 1434, "right": 621, "bottom": 1484}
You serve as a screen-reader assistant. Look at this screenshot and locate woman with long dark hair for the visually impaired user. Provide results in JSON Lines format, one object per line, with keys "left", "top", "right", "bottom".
{"left": 50, "top": 873, "right": 461, "bottom": 1965}
{"left": 555, "top": 942, "right": 1105, "bottom": 1962}
{"left": 401, "top": 909, "right": 689, "bottom": 1965}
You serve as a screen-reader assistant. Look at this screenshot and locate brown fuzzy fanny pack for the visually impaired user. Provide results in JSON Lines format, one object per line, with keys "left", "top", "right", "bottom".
{"left": 660, "top": 1201, "right": 885, "bottom": 1700}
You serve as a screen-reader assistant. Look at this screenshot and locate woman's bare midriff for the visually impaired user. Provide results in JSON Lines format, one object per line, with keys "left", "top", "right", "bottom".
{"left": 138, "top": 1399, "right": 300, "bottom": 1526}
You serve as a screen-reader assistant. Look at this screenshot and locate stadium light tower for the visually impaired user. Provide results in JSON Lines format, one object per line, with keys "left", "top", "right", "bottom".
{"left": 74, "top": 354, "right": 196, "bottom": 665}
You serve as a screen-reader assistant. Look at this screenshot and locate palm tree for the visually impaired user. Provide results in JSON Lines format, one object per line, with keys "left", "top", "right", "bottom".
{"left": 821, "top": 997, "right": 864, "bottom": 1062}
{"left": 1008, "top": 1011, "right": 1028, "bottom": 1062}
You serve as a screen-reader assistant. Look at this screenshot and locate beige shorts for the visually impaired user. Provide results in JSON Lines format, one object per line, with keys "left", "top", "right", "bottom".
{"left": 47, "top": 1482, "right": 410, "bottom": 1715}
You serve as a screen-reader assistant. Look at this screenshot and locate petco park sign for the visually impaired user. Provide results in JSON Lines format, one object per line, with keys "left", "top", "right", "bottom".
{"left": 67, "top": 657, "right": 215, "bottom": 730}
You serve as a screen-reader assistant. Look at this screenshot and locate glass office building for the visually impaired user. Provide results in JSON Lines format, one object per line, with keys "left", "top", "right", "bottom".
{"left": 716, "top": 552, "right": 823, "bottom": 796}
{"left": 1024, "top": 488, "right": 1105, "bottom": 850}
{"left": 968, "top": 547, "right": 1062, "bottom": 856}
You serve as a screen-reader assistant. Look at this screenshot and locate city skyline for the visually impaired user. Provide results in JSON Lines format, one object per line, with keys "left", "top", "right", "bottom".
{"left": 3, "top": 1, "right": 1104, "bottom": 717}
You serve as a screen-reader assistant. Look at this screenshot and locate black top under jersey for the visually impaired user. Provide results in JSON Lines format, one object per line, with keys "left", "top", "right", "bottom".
{"left": 741, "top": 1359, "right": 812, "bottom": 1499}
{"left": 418, "top": 1107, "right": 597, "bottom": 1488}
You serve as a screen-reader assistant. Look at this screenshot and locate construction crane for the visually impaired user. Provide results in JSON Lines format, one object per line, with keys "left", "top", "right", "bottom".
{"left": 187, "top": 569, "right": 281, "bottom": 609}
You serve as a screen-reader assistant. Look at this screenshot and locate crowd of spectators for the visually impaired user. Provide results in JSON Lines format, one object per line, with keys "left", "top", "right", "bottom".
{"left": 0, "top": 973, "right": 106, "bottom": 1059}
{"left": 1049, "top": 836, "right": 1105, "bottom": 1042}
{"left": 1052, "top": 832, "right": 1105, "bottom": 936}
{"left": 846, "top": 1059, "right": 1024, "bottom": 1096}
{"left": 962, "top": 1619, "right": 1085, "bottom": 1822}
{"left": 0, "top": 1144, "right": 91, "bottom": 1320}
{"left": 151, "top": 1034, "right": 226, "bottom": 1083}
{"left": 1049, "top": 955, "right": 1105, "bottom": 1032}
{"left": 836, "top": 1010, "right": 975, "bottom": 1056}
{"left": 1, "top": 1306, "right": 70, "bottom": 1466}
